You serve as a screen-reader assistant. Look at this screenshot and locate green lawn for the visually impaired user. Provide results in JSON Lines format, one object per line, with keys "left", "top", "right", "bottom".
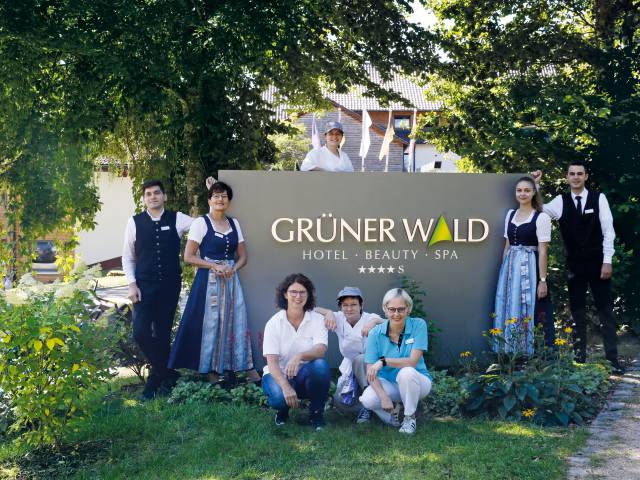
{"left": 0, "top": 383, "right": 588, "bottom": 480}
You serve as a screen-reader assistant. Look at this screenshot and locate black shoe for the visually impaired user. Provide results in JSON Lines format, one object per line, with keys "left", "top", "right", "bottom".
{"left": 275, "top": 410, "right": 289, "bottom": 426}
{"left": 139, "top": 371, "right": 161, "bottom": 401}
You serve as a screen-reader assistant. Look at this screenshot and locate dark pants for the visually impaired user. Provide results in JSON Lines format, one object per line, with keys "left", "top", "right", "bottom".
{"left": 262, "top": 359, "right": 330, "bottom": 417}
{"left": 133, "top": 277, "right": 181, "bottom": 382}
{"left": 567, "top": 260, "right": 617, "bottom": 363}
{"left": 534, "top": 286, "right": 555, "bottom": 347}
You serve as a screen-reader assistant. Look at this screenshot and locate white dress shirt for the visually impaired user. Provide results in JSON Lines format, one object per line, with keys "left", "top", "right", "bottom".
{"left": 262, "top": 310, "right": 328, "bottom": 375}
{"left": 122, "top": 209, "right": 194, "bottom": 284}
{"left": 300, "top": 146, "right": 354, "bottom": 172}
{"left": 543, "top": 188, "right": 615, "bottom": 263}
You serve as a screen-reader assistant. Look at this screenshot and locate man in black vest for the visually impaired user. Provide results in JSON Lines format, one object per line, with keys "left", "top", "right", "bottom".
{"left": 533, "top": 162, "right": 623, "bottom": 374}
{"left": 122, "top": 180, "right": 195, "bottom": 399}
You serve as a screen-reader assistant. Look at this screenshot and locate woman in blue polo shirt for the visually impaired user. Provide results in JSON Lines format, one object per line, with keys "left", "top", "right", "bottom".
{"left": 360, "top": 288, "right": 432, "bottom": 434}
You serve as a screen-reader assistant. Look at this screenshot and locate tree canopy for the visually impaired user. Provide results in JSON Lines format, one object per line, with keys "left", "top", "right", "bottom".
{"left": 0, "top": 1, "right": 436, "bottom": 275}
{"left": 420, "top": 0, "right": 640, "bottom": 322}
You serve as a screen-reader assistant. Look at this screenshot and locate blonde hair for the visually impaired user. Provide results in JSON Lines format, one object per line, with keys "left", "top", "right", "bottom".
{"left": 381, "top": 288, "right": 413, "bottom": 314}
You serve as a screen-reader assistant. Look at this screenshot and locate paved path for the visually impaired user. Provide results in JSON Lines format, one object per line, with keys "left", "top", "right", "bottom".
{"left": 567, "top": 358, "right": 640, "bottom": 479}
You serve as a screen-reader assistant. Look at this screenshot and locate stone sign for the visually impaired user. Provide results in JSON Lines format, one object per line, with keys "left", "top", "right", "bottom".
{"left": 219, "top": 170, "right": 524, "bottom": 366}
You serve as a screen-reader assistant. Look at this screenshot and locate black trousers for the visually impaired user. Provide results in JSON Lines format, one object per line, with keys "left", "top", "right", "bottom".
{"left": 133, "top": 277, "right": 181, "bottom": 380}
{"left": 567, "top": 259, "right": 617, "bottom": 363}
{"left": 535, "top": 288, "right": 555, "bottom": 347}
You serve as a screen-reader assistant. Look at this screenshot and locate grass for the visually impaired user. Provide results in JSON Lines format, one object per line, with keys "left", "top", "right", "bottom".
{"left": 0, "top": 379, "right": 588, "bottom": 480}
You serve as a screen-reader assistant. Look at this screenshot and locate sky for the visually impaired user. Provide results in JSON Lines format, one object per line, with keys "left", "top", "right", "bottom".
{"left": 408, "top": 1, "right": 438, "bottom": 28}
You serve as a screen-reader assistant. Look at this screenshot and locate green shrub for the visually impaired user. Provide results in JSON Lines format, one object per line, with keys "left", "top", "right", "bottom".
{"left": 460, "top": 326, "right": 611, "bottom": 426}
{"left": 168, "top": 380, "right": 268, "bottom": 407}
{"left": 421, "top": 370, "right": 467, "bottom": 417}
{"left": 0, "top": 267, "right": 117, "bottom": 445}
{"left": 0, "top": 389, "right": 13, "bottom": 436}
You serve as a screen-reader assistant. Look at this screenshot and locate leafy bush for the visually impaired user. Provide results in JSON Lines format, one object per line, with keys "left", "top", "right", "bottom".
{"left": 168, "top": 380, "right": 267, "bottom": 407}
{"left": 0, "top": 267, "right": 117, "bottom": 445}
{"left": 0, "top": 389, "right": 14, "bottom": 436}
{"left": 421, "top": 370, "right": 467, "bottom": 417}
{"left": 460, "top": 326, "right": 611, "bottom": 426}
{"left": 401, "top": 276, "right": 440, "bottom": 363}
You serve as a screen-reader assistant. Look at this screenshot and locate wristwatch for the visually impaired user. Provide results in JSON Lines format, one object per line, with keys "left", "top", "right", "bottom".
{"left": 379, "top": 356, "right": 387, "bottom": 367}
{"left": 540, "top": 277, "right": 547, "bottom": 282}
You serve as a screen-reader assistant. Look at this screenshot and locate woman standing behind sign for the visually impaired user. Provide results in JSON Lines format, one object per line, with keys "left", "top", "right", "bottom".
{"left": 168, "top": 180, "right": 260, "bottom": 383}
{"left": 300, "top": 121, "right": 354, "bottom": 172}
{"left": 493, "top": 176, "right": 555, "bottom": 354}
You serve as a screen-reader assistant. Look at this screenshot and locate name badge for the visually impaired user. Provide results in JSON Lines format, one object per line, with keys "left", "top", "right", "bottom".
{"left": 161, "top": 226, "right": 170, "bottom": 231}
{"left": 584, "top": 208, "right": 594, "bottom": 214}
{"left": 214, "top": 232, "right": 224, "bottom": 238}
{"left": 405, "top": 338, "right": 414, "bottom": 345}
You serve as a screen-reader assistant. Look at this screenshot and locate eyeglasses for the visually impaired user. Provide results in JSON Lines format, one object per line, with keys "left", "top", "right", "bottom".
{"left": 386, "top": 307, "right": 407, "bottom": 314}
{"left": 211, "top": 194, "right": 229, "bottom": 200}
{"left": 287, "top": 290, "right": 308, "bottom": 297}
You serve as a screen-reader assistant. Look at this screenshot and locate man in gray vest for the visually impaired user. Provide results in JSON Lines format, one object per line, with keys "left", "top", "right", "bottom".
{"left": 533, "top": 161, "right": 623, "bottom": 374}
{"left": 122, "top": 179, "right": 195, "bottom": 399}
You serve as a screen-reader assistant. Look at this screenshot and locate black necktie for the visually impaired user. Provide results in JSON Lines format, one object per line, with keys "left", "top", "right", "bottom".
{"left": 575, "top": 195, "right": 582, "bottom": 215}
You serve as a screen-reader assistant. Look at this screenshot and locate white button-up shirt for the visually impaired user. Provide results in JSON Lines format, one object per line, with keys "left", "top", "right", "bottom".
{"left": 262, "top": 310, "right": 328, "bottom": 375}
{"left": 543, "top": 188, "right": 615, "bottom": 263}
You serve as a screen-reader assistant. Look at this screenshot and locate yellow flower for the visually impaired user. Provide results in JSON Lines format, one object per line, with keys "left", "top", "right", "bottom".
{"left": 564, "top": 326, "right": 573, "bottom": 334}
{"left": 459, "top": 351, "right": 472, "bottom": 358}
{"left": 489, "top": 328, "right": 502, "bottom": 336}
{"left": 554, "top": 338, "right": 567, "bottom": 346}
{"left": 523, "top": 316, "right": 532, "bottom": 324}
{"left": 522, "top": 408, "right": 536, "bottom": 418}
{"left": 505, "top": 317, "right": 517, "bottom": 326}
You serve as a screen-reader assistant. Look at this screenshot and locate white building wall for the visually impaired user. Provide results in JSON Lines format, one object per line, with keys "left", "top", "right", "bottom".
{"left": 414, "top": 144, "right": 460, "bottom": 172}
{"left": 76, "top": 172, "right": 135, "bottom": 265}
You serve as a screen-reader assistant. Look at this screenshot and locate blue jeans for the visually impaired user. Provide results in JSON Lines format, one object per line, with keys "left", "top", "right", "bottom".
{"left": 262, "top": 359, "right": 330, "bottom": 416}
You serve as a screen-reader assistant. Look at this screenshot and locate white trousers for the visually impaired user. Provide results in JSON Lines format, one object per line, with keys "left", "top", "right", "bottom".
{"left": 359, "top": 367, "right": 432, "bottom": 417}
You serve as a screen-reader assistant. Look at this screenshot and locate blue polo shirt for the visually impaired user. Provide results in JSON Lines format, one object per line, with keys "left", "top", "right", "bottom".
{"left": 365, "top": 317, "right": 430, "bottom": 382}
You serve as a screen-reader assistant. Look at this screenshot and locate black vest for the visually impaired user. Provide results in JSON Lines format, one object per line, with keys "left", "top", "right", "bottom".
{"left": 133, "top": 210, "right": 181, "bottom": 283}
{"left": 558, "top": 191, "right": 603, "bottom": 263}
{"left": 507, "top": 210, "right": 540, "bottom": 247}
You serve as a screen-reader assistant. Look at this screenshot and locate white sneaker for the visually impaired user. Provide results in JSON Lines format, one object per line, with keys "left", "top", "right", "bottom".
{"left": 399, "top": 416, "right": 416, "bottom": 434}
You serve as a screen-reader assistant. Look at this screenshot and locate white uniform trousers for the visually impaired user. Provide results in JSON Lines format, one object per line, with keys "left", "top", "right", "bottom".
{"left": 359, "top": 367, "right": 432, "bottom": 417}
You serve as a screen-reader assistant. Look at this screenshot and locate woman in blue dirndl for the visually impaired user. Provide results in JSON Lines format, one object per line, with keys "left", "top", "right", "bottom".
{"left": 169, "top": 181, "right": 260, "bottom": 382}
{"left": 494, "top": 176, "right": 555, "bottom": 355}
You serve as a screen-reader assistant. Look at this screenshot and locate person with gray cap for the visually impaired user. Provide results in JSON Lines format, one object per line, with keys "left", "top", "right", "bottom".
{"left": 315, "top": 286, "right": 383, "bottom": 423}
{"left": 300, "top": 121, "right": 354, "bottom": 172}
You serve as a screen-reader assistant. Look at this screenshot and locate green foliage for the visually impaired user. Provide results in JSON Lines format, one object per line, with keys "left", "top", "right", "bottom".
{"left": 462, "top": 361, "right": 610, "bottom": 427}
{"left": 401, "top": 275, "right": 440, "bottom": 363}
{"left": 1, "top": 1, "right": 437, "bottom": 215}
{"left": 421, "top": 370, "right": 467, "bottom": 417}
{"left": 0, "top": 389, "right": 13, "bottom": 436}
{"left": 268, "top": 121, "right": 311, "bottom": 171}
{"left": 422, "top": 0, "right": 640, "bottom": 322}
{"left": 0, "top": 267, "right": 117, "bottom": 445}
{"left": 168, "top": 380, "right": 267, "bottom": 407}
{"left": 460, "top": 327, "right": 611, "bottom": 426}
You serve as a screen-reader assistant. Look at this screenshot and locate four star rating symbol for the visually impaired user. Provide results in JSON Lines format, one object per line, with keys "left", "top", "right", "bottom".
{"left": 359, "top": 265, "right": 399, "bottom": 274}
